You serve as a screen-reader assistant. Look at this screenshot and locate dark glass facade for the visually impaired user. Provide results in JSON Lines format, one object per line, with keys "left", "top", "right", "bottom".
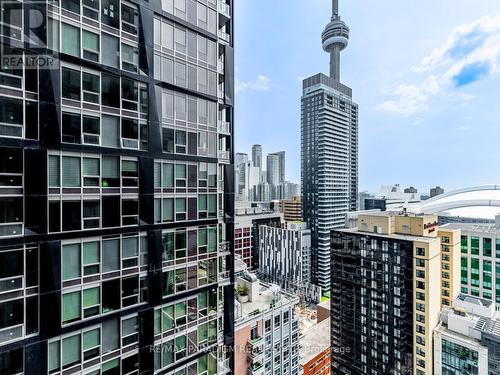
{"left": 330, "top": 231, "right": 414, "bottom": 375}
{"left": 0, "top": 0, "right": 234, "bottom": 374}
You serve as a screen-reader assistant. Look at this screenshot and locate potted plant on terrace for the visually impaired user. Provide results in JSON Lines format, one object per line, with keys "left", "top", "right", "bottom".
{"left": 237, "top": 284, "right": 249, "bottom": 303}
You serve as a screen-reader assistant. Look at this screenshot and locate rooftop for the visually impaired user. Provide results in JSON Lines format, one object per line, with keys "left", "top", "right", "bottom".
{"left": 335, "top": 226, "right": 438, "bottom": 244}
{"left": 299, "top": 318, "right": 331, "bottom": 365}
{"left": 442, "top": 222, "right": 500, "bottom": 235}
{"left": 235, "top": 280, "right": 299, "bottom": 327}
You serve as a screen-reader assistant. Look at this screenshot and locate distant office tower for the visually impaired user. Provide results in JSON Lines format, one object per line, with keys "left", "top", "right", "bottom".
{"left": 273, "top": 151, "right": 286, "bottom": 183}
{"left": 404, "top": 186, "right": 419, "bottom": 194}
{"left": 0, "top": 0, "right": 235, "bottom": 374}
{"left": 252, "top": 144, "right": 262, "bottom": 170}
{"left": 266, "top": 153, "right": 280, "bottom": 186}
{"left": 279, "top": 196, "right": 302, "bottom": 222}
{"left": 331, "top": 212, "right": 461, "bottom": 375}
{"left": 236, "top": 152, "right": 249, "bottom": 166}
{"left": 301, "top": 0, "right": 358, "bottom": 290}
{"left": 430, "top": 186, "right": 445, "bottom": 198}
{"left": 434, "top": 294, "right": 500, "bottom": 375}
{"left": 276, "top": 181, "right": 300, "bottom": 200}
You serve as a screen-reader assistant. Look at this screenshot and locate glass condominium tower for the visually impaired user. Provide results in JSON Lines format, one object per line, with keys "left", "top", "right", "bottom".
{"left": 0, "top": 0, "right": 235, "bottom": 374}
{"left": 301, "top": 0, "right": 358, "bottom": 290}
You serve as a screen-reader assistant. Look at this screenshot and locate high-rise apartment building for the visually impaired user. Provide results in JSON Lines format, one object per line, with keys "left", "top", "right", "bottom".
{"left": 330, "top": 212, "right": 461, "bottom": 375}
{"left": 301, "top": 0, "right": 358, "bottom": 290}
{"left": 0, "top": 0, "right": 235, "bottom": 374}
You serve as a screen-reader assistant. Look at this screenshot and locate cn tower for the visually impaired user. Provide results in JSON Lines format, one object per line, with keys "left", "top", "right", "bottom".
{"left": 321, "top": 0, "right": 350, "bottom": 80}
{"left": 301, "top": 0, "right": 358, "bottom": 291}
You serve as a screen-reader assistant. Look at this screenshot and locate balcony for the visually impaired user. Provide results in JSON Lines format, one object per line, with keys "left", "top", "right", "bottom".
{"left": 218, "top": 150, "right": 230, "bottom": 161}
{"left": 247, "top": 336, "right": 264, "bottom": 360}
{"left": 219, "top": 270, "right": 230, "bottom": 284}
{"left": 218, "top": 358, "right": 231, "bottom": 374}
{"left": 218, "top": 30, "right": 231, "bottom": 44}
{"left": 218, "top": 59, "right": 225, "bottom": 73}
{"left": 218, "top": 120, "right": 231, "bottom": 135}
{"left": 247, "top": 361, "right": 264, "bottom": 375}
{"left": 218, "top": 179, "right": 225, "bottom": 192}
{"left": 218, "top": 0, "right": 231, "bottom": 19}
{"left": 218, "top": 241, "right": 230, "bottom": 255}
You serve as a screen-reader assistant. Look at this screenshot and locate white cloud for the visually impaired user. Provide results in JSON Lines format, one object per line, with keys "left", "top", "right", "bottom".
{"left": 377, "top": 14, "right": 500, "bottom": 115}
{"left": 235, "top": 75, "right": 271, "bottom": 93}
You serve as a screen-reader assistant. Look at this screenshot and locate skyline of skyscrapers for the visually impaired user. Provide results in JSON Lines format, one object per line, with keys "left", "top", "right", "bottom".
{"left": 301, "top": 0, "right": 359, "bottom": 290}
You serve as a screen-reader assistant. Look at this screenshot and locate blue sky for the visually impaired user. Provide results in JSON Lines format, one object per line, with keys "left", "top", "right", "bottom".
{"left": 234, "top": 0, "right": 500, "bottom": 193}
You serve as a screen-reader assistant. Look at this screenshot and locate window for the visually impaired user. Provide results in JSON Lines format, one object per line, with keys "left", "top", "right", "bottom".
{"left": 175, "top": 198, "right": 186, "bottom": 221}
{"left": 62, "top": 334, "right": 81, "bottom": 368}
{"left": 62, "top": 113, "right": 81, "bottom": 144}
{"left": 82, "top": 72, "right": 100, "bottom": 104}
{"left": 102, "top": 239, "right": 120, "bottom": 273}
{"left": 0, "top": 148, "right": 22, "bottom": 187}
{"left": 102, "top": 156, "right": 120, "bottom": 187}
{"left": 83, "top": 328, "right": 100, "bottom": 361}
{"left": 62, "top": 0, "right": 80, "bottom": 14}
{"left": 121, "top": 79, "right": 138, "bottom": 110}
{"left": 102, "top": 33, "right": 120, "bottom": 68}
{"left": 121, "top": 3, "right": 139, "bottom": 35}
{"left": 62, "top": 67, "right": 80, "bottom": 101}
{"left": 62, "top": 291, "right": 81, "bottom": 324}
{"left": 83, "top": 200, "right": 100, "bottom": 228}
{"left": 122, "top": 160, "right": 138, "bottom": 187}
{"left": 62, "top": 201, "right": 82, "bottom": 231}
{"left": 82, "top": 116, "right": 100, "bottom": 145}
{"left": 122, "top": 44, "right": 139, "bottom": 73}
{"left": 102, "top": 74, "right": 120, "bottom": 108}
{"left": 102, "top": 115, "right": 120, "bottom": 148}
{"left": 174, "top": 27, "right": 186, "bottom": 53}
{"left": 82, "top": 30, "right": 99, "bottom": 61}
{"left": 83, "top": 287, "right": 100, "bottom": 317}
{"left": 101, "top": 0, "right": 119, "bottom": 28}
{"left": 483, "top": 238, "right": 492, "bottom": 257}
{"left": 61, "top": 23, "right": 80, "bottom": 57}
{"left": 62, "top": 156, "right": 81, "bottom": 187}
{"left": 62, "top": 244, "right": 81, "bottom": 281}
{"left": 83, "top": 242, "right": 100, "bottom": 276}
{"left": 83, "top": 0, "right": 99, "bottom": 20}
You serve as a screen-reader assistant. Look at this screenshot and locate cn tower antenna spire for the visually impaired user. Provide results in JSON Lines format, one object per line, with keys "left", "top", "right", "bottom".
{"left": 332, "top": 0, "right": 339, "bottom": 18}
{"left": 322, "top": 0, "right": 350, "bottom": 80}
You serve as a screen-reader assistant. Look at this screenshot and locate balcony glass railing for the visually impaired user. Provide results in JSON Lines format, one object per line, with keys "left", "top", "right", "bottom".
{"left": 218, "top": 120, "right": 231, "bottom": 134}
{"left": 218, "top": 30, "right": 230, "bottom": 43}
{"left": 218, "top": 1, "right": 231, "bottom": 18}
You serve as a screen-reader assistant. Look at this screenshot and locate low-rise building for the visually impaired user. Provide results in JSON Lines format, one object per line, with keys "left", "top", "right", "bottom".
{"left": 234, "top": 272, "right": 300, "bottom": 375}
{"left": 434, "top": 294, "right": 500, "bottom": 374}
{"left": 279, "top": 196, "right": 302, "bottom": 222}
{"left": 299, "top": 318, "right": 331, "bottom": 375}
{"left": 235, "top": 202, "right": 283, "bottom": 269}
